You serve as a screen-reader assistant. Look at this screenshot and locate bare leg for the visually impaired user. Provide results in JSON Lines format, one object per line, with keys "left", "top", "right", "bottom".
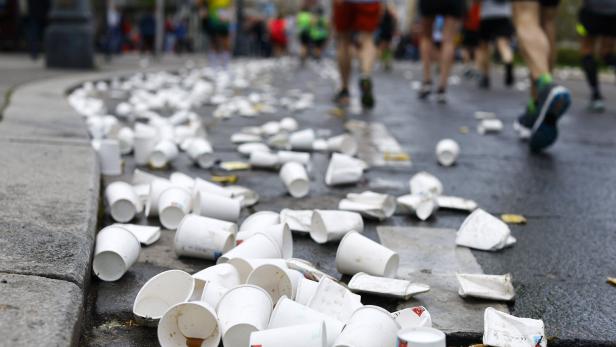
{"left": 357, "top": 31, "right": 377, "bottom": 77}
{"left": 496, "top": 37, "right": 513, "bottom": 64}
{"left": 437, "top": 16, "right": 461, "bottom": 91}
{"left": 540, "top": 6, "right": 558, "bottom": 71}
{"left": 420, "top": 17, "right": 435, "bottom": 84}
{"left": 477, "top": 41, "right": 490, "bottom": 77}
{"left": 336, "top": 32, "right": 353, "bottom": 91}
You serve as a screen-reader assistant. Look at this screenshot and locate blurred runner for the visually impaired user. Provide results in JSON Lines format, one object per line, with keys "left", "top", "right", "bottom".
{"left": 269, "top": 12, "right": 288, "bottom": 57}
{"left": 477, "top": 0, "right": 515, "bottom": 89}
{"left": 297, "top": 5, "right": 313, "bottom": 64}
{"left": 511, "top": 0, "right": 571, "bottom": 152}
{"left": 461, "top": 0, "right": 481, "bottom": 79}
{"left": 309, "top": 6, "right": 330, "bottom": 60}
{"left": 577, "top": 0, "right": 616, "bottom": 113}
{"left": 206, "top": 0, "right": 234, "bottom": 68}
{"left": 332, "top": 0, "right": 382, "bottom": 109}
{"left": 417, "top": 0, "right": 466, "bottom": 103}
{"left": 376, "top": 2, "right": 398, "bottom": 71}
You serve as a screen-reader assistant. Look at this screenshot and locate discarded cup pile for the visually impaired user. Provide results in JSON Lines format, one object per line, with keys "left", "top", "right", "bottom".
{"left": 70, "top": 61, "right": 547, "bottom": 347}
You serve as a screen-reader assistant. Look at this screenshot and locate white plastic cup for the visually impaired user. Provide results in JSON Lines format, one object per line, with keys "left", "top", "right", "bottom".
{"left": 186, "top": 138, "right": 215, "bottom": 169}
{"left": 335, "top": 231, "right": 399, "bottom": 278}
{"left": 193, "top": 177, "right": 234, "bottom": 198}
{"left": 277, "top": 151, "right": 311, "bottom": 166}
{"left": 436, "top": 139, "right": 460, "bottom": 167}
{"left": 218, "top": 233, "right": 282, "bottom": 264}
{"left": 105, "top": 181, "right": 140, "bottom": 223}
{"left": 239, "top": 211, "right": 280, "bottom": 233}
{"left": 250, "top": 151, "right": 280, "bottom": 169}
{"left": 310, "top": 210, "right": 364, "bottom": 244}
{"left": 134, "top": 124, "right": 159, "bottom": 165}
{"left": 158, "top": 186, "right": 192, "bottom": 230}
{"left": 216, "top": 285, "right": 274, "bottom": 347}
{"left": 97, "top": 139, "right": 122, "bottom": 176}
{"left": 280, "top": 162, "right": 310, "bottom": 198}
{"left": 133, "top": 270, "right": 195, "bottom": 326}
{"left": 250, "top": 322, "right": 327, "bottom": 347}
{"left": 269, "top": 296, "right": 344, "bottom": 347}
{"left": 175, "top": 214, "right": 236, "bottom": 260}
{"left": 397, "top": 327, "right": 446, "bottom": 347}
{"left": 117, "top": 127, "right": 135, "bottom": 155}
{"left": 295, "top": 277, "right": 319, "bottom": 306}
{"left": 157, "top": 302, "right": 221, "bottom": 347}
{"left": 289, "top": 129, "right": 316, "bottom": 150}
{"left": 145, "top": 179, "right": 172, "bottom": 217}
{"left": 334, "top": 306, "right": 400, "bottom": 347}
{"left": 149, "top": 140, "right": 179, "bottom": 168}
{"left": 325, "top": 153, "right": 364, "bottom": 186}
{"left": 227, "top": 258, "right": 288, "bottom": 284}
{"left": 93, "top": 225, "right": 140, "bottom": 282}
{"left": 327, "top": 134, "right": 358, "bottom": 156}
{"left": 193, "top": 191, "right": 241, "bottom": 222}
{"left": 193, "top": 263, "right": 242, "bottom": 289}
{"left": 246, "top": 263, "right": 295, "bottom": 303}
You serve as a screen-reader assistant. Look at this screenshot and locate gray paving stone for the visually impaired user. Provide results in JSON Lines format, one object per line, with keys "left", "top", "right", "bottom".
{"left": 0, "top": 273, "right": 83, "bottom": 347}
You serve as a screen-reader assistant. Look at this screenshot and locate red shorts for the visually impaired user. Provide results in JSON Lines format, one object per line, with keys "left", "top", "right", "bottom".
{"left": 333, "top": 2, "right": 382, "bottom": 33}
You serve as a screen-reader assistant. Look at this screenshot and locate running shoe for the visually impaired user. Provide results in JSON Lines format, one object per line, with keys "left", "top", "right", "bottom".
{"left": 359, "top": 77, "right": 375, "bottom": 109}
{"left": 333, "top": 88, "right": 350, "bottom": 107}
{"left": 418, "top": 81, "right": 432, "bottom": 100}
{"left": 588, "top": 97, "right": 605, "bottom": 113}
{"left": 436, "top": 88, "right": 447, "bottom": 104}
{"left": 479, "top": 75, "right": 490, "bottom": 89}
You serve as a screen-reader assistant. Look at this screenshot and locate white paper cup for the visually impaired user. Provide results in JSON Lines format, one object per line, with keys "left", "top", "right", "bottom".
{"left": 409, "top": 172, "right": 443, "bottom": 196}
{"left": 158, "top": 186, "right": 192, "bottom": 230}
{"left": 175, "top": 214, "right": 236, "bottom": 260}
{"left": 250, "top": 322, "right": 327, "bottom": 347}
{"left": 279, "top": 209, "right": 313, "bottom": 233}
{"left": 105, "top": 181, "right": 140, "bottom": 223}
{"left": 238, "top": 142, "right": 270, "bottom": 156}
{"left": 397, "top": 327, "right": 446, "bottom": 347}
{"left": 327, "top": 134, "right": 358, "bottom": 156}
{"left": 279, "top": 117, "right": 298, "bottom": 132}
{"left": 117, "top": 127, "right": 135, "bottom": 155}
{"left": 261, "top": 223, "right": 293, "bottom": 259}
{"left": 246, "top": 263, "right": 295, "bottom": 303}
{"left": 477, "top": 118, "right": 504, "bottom": 134}
{"left": 93, "top": 225, "right": 140, "bottom": 282}
{"left": 149, "top": 140, "right": 179, "bottom": 168}
{"left": 134, "top": 125, "right": 159, "bottom": 165}
{"left": 133, "top": 270, "right": 195, "bottom": 325}
{"left": 250, "top": 151, "right": 280, "bottom": 169}
{"left": 193, "top": 177, "right": 234, "bottom": 198}
{"left": 295, "top": 277, "right": 319, "bottom": 306}
{"left": 280, "top": 162, "right": 310, "bottom": 198}
{"left": 308, "top": 277, "right": 363, "bottom": 323}
{"left": 310, "top": 210, "right": 364, "bottom": 244}
{"left": 132, "top": 169, "right": 160, "bottom": 186}
{"left": 239, "top": 211, "right": 280, "bottom": 233}
{"left": 218, "top": 232, "right": 282, "bottom": 264}
{"left": 261, "top": 121, "right": 281, "bottom": 136}
{"left": 216, "top": 285, "right": 273, "bottom": 347}
{"left": 193, "top": 263, "right": 242, "bottom": 289}
{"left": 193, "top": 191, "right": 241, "bottom": 222}
{"left": 200, "top": 281, "right": 229, "bottom": 309}
{"left": 436, "top": 139, "right": 460, "bottom": 167}
{"left": 186, "top": 138, "right": 215, "bottom": 169}
{"left": 335, "top": 231, "right": 399, "bottom": 278}
{"left": 227, "top": 258, "right": 288, "bottom": 284}
{"left": 97, "top": 139, "right": 122, "bottom": 176}
{"left": 325, "top": 153, "right": 364, "bottom": 186}
{"left": 333, "top": 306, "right": 400, "bottom": 347}
{"left": 456, "top": 209, "right": 511, "bottom": 251}
{"left": 392, "top": 307, "right": 433, "bottom": 329}
{"left": 277, "top": 151, "right": 311, "bottom": 166}
{"left": 397, "top": 194, "right": 439, "bottom": 221}
{"left": 269, "top": 296, "right": 344, "bottom": 347}
{"left": 145, "top": 179, "right": 172, "bottom": 217}
{"left": 289, "top": 129, "right": 316, "bottom": 150}
{"left": 157, "top": 302, "right": 221, "bottom": 347}
{"left": 169, "top": 172, "right": 195, "bottom": 190}
{"left": 115, "top": 223, "right": 161, "bottom": 246}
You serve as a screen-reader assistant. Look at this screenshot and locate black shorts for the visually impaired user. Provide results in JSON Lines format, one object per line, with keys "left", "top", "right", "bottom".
{"left": 462, "top": 29, "right": 480, "bottom": 48}
{"left": 479, "top": 18, "right": 514, "bottom": 42}
{"left": 419, "top": 0, "right": 466, "bottom": 19}
{"left": 579, "top": 8, "right": 616, "bottom": 37}
{"left": 510, "top": 0, "right": 560, "bottom": 7}
{"left": 299, "top": 30, "right": 311, "bottom": 45}
{"left": 312, "top": 37, "right": 327, "bottom": 48}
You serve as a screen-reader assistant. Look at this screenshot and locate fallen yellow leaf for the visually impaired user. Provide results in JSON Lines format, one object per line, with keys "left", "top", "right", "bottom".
{"left": 211, "top": 175, "right": 239, "bottom": 184}
{"left": 220, "top": 161, "right": 251, "bottom": 171}
{"left": 608, "top": 277, "right": 616, "bottom": 287}
{"left": 384, "top": 152, "right": 411, "bottom": 161}
{"left": 501, "top": 214, "right": 528, "bottom": 224}
{"left": 329, "top": 107, "right": 346, "bottom": 118}
{"left": 459, "top": 126, "right": 470, "bottom": 134}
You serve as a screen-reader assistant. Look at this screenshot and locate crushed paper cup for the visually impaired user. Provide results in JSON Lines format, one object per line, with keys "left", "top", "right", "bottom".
{"left": 397, "top": 194, "right": 438, "bottom": 221}
{"left": 336, "top": 231, "right": 399, "bottom": 278}
{"left": 105, "top": 181, "right": 140, "bottom": 223}
{"left": 475, "top": 111, "right": 496, "bottom": 120}
{"left": 333, "top": 306, "right": 400, "bottom": 347}
{"left": 483, "top": 307, "right": 546, "bottom": 347}
{"left": 175, "top": 214, "right": 236, "bottom": 261}
{"left": 457, "top": 273, "right": 515, "bottom": 301}
{"left": 280, "top": 162, "right": 310, "bottom": 198}
{"left": 338, "top": 191, "right": 396, "bottom": 221}
{"left": 325, "top": 153, "right": 366, "bottom": 186}
{"left": 114, "top": 224, "right": 161, "bottom": 246}
{"left": 250, "top": 322, "right": 327, "bottom": 347}
{"left": 93, "top": 225, "right": 140, "bottom": 282}
{"left": 238, "top": 142, "right": 270, "bottom": 156}
{"left": 308, "top": 277, "right": 363, "bottom": 323}
{"left": 239, "top": 211, "right": 280, "bottom": 233}
{"left": 218, "top": 232, "right": 282, "bottom": 264}
{"left": 436, "top": 139, "right": 460, "bottom": 167}
{"left": 478, "top": 119, "right": 504, "bottom": 135}
{"left": 289, "top": 128, "right": 316, "bottom": 150}
{"left": 268, "top": 296, "right": 344, "bottom": 347}
{"left": 227, "top": 185, "right": 260, "bottom": 207}
{"left": 231, "top": 132, "right": 262, "bottom": 144}
{"left": 158, "top": 301, "right": 221, "bottom": 347}
{"left": 392, "top": 306, "right": 432, "bottom": 329}
{"left": 216, "top": 285, "right": 273, "bottom": 347}
{"left": 409, "top": 172, "right": 443, "bottom": 196}
{"left": 295, "top": 277, "right": 319, "bottom": 305}
{"left": 193, "top": 177, "right": 234, "bottom": 198}
{"left": 193, "top": 263, "right": 242, "bottom": 289}
{"left": 246, "top": 263, "right": 296, "bottom": 303}
{"left": 158, "top": 186, "right": 192, "bottom": 230}
{"left": 149, "top": 140, "right": 179, "bottom": 169}
{"left": 348, "top": 273, "right": 430, "bottom": 300}
{"left": 133, "top": 270, "right": 195, "bottom": 326}
{"left": 436, "top": 196, "right": 478, "bottom": 212}
{"left": 327, "top": 134, "right": 358, "bottom": 156}
{"left": 250, "top": 151, "right": 280, "bottom": 169}
{"left": 97, "top": 139, "right": 122, "bottom": 176}
{"left": 277, "top": 151, "right": 311, "bottom": 166}
{"left": 145, "top": 179, "right": 172, "bottom": 217}
{"left": 397, "top": 327, "right": 446, "bottom": 347}
{"left": 310, "top": 210, "right": 364, "bottom": 244}
{"left": 456, "top": 209, "right": 512, "bottom": 251}
{"left": 280, "top": 209, "right": 313, "bottom": 233}
{"left": 193, "top": 190, "right": 241, "bottom": 222}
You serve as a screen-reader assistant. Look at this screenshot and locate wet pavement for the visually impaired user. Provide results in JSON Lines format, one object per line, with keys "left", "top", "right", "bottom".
{"left": 82, "top": 59, "right": 616, "bottom": 346}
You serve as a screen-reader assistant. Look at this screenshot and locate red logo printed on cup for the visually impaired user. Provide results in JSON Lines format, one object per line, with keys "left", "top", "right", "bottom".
{"left": 412, "top": 306, "right": 425, "bottom": 317}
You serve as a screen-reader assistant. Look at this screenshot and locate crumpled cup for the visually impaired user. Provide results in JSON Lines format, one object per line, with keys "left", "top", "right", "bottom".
{"left": 409, "top": 171, "right": 443, "bottom": 196}
{"left": 483, "top": 307, "right": 546, "bottom": 347}
{"left": 338, "top": 191, "right": 396, "bottom": 221}
{"left": 457, "top": 273, "right": 515, "bottom": 301}
{"left": 397, "top": 193, "right": 439, "bottom": 221}
{"left": 456, "top": 209, "right": 516, "bottom": 251}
